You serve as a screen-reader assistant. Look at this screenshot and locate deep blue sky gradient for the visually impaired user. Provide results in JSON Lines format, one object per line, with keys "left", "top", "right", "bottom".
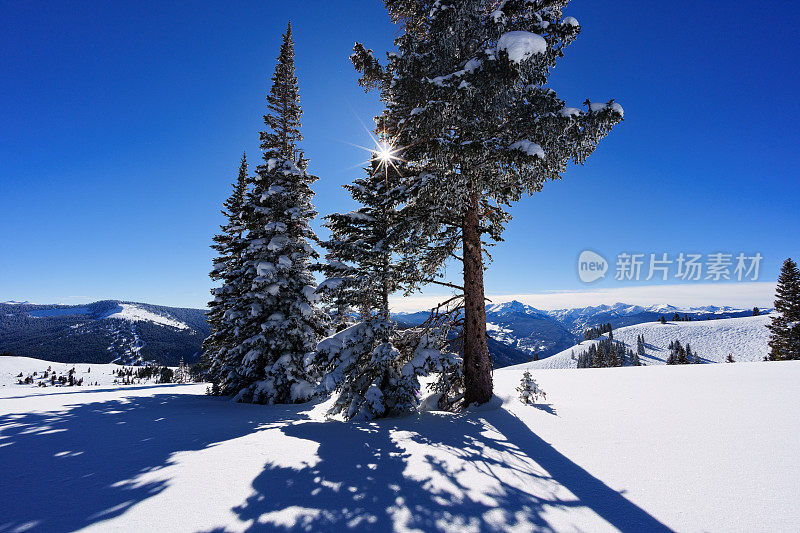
{"left": 1, "top": 0, "right": 798, "bottom": 309}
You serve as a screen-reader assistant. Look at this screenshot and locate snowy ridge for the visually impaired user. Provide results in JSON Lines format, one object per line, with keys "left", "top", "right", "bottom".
{"left": 512, "top": 313, "right": 773, "bottom": 370}
{"left": 27, "top": 302, "right": 190, "bottom": 330}
{"left": 99, "top": 303, "right": 190, "bottom": 330}
{"left": 0, "top": 300, "right": 208, "bottom": 366}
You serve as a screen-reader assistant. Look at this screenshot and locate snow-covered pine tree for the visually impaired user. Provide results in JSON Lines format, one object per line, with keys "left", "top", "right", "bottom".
{"left": 231, "top": 22, "right": 329, "bottom": 404}
{"left": 313, "top": 158, "right": 408, "bottom": 418}
{"left": 175, "top": 357, "right": 189, "bottom": 384}
{"left": 608, "top": 341, "right": 621, "bottom": 367}
{"left": 313, "top": 159, "right": 461, "bottom": 420}
{"left": 316, "top": 159, "right": 408, "bottom": 330}
{"left": 767, "top": 258, "right": 800, "bottom": 360}
{"left": 666, "top": 342, "right": 677, "bottom": 365}
{"left": 202, "top": 153, "right": 249, "bottom": 390}
{"left": 677, "top": 344, "right": 688, "bottom": 364}
{"left": 352, "top": 0, "right": 623, "bottom": 405}
{"left": 517, "top": 370, "right": 546, "bottom": 404}
{"left": 629, "top": 348, "right": 640, "bottom": 366}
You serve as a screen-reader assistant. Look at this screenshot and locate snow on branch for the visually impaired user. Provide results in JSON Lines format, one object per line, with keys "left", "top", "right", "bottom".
{"left": 497, "top": 31, "right": 547, "bottom": 64}
{"left": 509, "top": 140, "right": 545, "bottom": 159}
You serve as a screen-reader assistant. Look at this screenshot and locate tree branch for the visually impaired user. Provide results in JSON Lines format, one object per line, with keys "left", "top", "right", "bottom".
{"left": 424, "top": 279, "right": 464, "bottom": 291}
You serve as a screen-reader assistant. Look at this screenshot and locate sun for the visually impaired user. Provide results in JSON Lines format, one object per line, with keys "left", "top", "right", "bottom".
{"left": 343, "top": 118, "right": 409, "bottom": 178}
{"left": 376, "top": 141, "right": 396, "bottom": 164}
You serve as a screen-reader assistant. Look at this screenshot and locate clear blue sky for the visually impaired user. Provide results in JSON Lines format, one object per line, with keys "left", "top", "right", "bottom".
{"left": 2, "top": 0, "right": 798, "bottom": 310}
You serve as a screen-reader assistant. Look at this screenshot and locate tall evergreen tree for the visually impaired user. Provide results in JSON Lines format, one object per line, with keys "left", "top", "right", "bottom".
{"left": 313, "top": 159, "right": 461, "bottom": 420}
{"left": 608, "top": 341, "right": 621, "bottom": 367}
{"left": 230, "top": 23, "right": 328, "bottom": 403}
{"left": 264, "top": 21, "right": 304, "bottom": 165}
{"left": 202, "top": 153, "right": 249, "bottom": 389}
{"left": 317, "top": 159, "right": 408, "bottom": 325}
{"left": 352, "top": 0, "right": 623, "bottom": 405}
{"left": 631, "top": 347, "right": 641, "bottom": 366}
{"left": 767, "top": 258, "right": 800, "bottom": 360}
{"left": 637, "top": 334, "right": 646, "bottom": 357}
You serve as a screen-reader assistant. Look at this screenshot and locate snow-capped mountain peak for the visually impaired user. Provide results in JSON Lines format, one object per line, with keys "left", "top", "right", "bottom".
{"left": 487, "top": 300, "right": 543, "bottom": 316}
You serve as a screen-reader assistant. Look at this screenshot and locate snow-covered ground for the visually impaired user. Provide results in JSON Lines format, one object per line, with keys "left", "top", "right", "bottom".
{"left": 1, "top": 357, "right": 797, "bottom": 532}
{"left": 523, "top": 314, "right": 772, "bottom": 370}
{"left": 0, "top": 356, "right": 125, "bottom": 388}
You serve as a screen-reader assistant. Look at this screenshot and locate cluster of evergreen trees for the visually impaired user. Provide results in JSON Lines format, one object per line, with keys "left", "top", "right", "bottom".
{"left": 666, "top": 340, "right": 702, "bottom": 365}
{"left": 113, "top": 365, "right": 181, "bottom": 384}
{"left": 584, "top": 323, "right": 613, "bottom": 340}
{"left": 200, "top": 24, "right": 460, "bottom": 419}
{"left": 203, "top": 0, "right": 623, "bottom": 417}
{"left": 635, "top": 334, "right": 646, "bottom": 358}
{"left": 576, "top": 336, "right": 640, "bottom": 368}
{"left": 767, "top": 258, "right": 800, "bottom": 360}
{"left": 17, "top": 367, "right": 89, "bottom": 387}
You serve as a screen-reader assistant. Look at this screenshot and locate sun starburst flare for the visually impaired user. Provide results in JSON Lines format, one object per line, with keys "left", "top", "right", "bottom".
{"left": 354, "top": 129, "right": 408, "bottom": 180}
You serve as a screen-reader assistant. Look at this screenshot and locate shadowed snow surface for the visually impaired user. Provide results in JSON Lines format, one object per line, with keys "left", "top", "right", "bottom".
{"left": 0, "top": 360, "right": 798, "bottom": 532}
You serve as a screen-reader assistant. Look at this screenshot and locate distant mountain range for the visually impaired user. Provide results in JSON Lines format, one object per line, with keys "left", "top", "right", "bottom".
{"left": 396, "top": 301, "right": 766, "bottom": 366}
{"left": 0, "top": 299, "right": 765, "bottom": 368}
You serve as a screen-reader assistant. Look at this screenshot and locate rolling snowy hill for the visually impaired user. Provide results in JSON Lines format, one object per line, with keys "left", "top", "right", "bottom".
{"left": 517, "top": 313, "right": 773, "bottom": 370}
{"left": 0, "top": 300, "right": 209, "bottom": 366}
{"left": 0, "top": 359, "right": 797, "bottom": 531}
{"left": 398, "top": 300, "right": 764, "bottom": 364}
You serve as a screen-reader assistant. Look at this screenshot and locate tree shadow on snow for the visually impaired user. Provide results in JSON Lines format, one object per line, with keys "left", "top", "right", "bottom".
{"left": 226, "top": 406, "right": 673, "bottom": 532}
{"left": 0, "top": 392, "right": 302, "bottom": 532}
{"left": 531, "top": 403, "right": 558, "bottom": 416}
{"left": 1, "top": 383, "right": 196, "bottom": 400}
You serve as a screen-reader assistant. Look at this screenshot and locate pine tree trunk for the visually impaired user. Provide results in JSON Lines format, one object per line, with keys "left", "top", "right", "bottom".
{"left": 462, "top": 186, "right": 493, "bottom": 406}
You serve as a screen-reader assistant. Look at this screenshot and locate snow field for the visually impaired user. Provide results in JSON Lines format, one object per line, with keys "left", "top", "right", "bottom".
{"left": 1, "top": 358, "right": 798, "bottom": 531}
{"left": 520, "top": 314, "right": 773, "bottom": 370}
{"left": 0, "top": 357, "right": 124, "bottom": 388}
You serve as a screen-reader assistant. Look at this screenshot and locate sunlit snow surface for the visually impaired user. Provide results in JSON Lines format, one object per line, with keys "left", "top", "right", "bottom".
{"left": 518, "top": 313, "right": 773, "bottom": 370}
{"left": 28, "top": 303, "right": 190, "bottom": 330}
{"left": 1, "top": 354, "right": 798, "bottom": 532}
{"left": 99, "top": 303, "right": 190, "bottom": 330}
